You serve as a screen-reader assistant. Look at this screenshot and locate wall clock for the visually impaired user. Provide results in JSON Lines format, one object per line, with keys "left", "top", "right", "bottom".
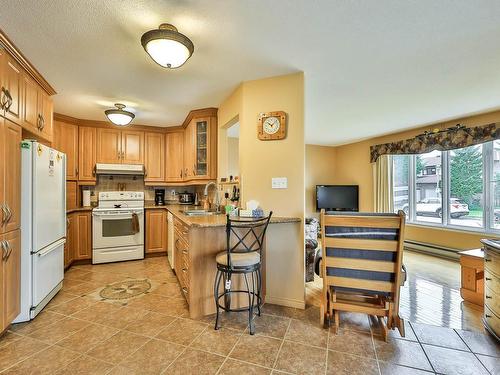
{"left": 257, "top": 111, "right": 287, "bottom": 140}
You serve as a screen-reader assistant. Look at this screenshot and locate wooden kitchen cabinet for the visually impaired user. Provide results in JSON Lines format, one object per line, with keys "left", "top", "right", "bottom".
{"left": 96, "top": 128, "right": 121, "bottom": 164}
{"left": 22, "top": 73, "right": 53, "bottom": 142}
{"left": 70, "top": 211, "right": 92, "bottom": 261}
{"left": 96, "top": 129, "right": 144, "bottom": 165}
{"left": 144, "top": 132, "right": 165, "bottom": 183}
{"left": 53, "top": 120, "right": 79, "bottom": 180}
{"left": 145, "top": 209, "right": 167, "bottom": 254}
{"left": 183, "top": 121, "right": 195, "bottom": 179}
{"left": 165, "top": 131, "right": 184, "bottom": 182}
{"left": 0, "top": 119, "right": 22, "bottom": 234}
{"left": 1, "top": 229, "right": 21, "bottom": 332}
{"left": 66, "top": 181, "right": 78, "bottom": 210}
{"left": 0, "top": 50, "right": 23, "bottom": 126}
{"left": 64, "top": 215, "right": 75, "bottom": 269}
{"left": 78, "top": 126, "right": 97, "bottom": 183}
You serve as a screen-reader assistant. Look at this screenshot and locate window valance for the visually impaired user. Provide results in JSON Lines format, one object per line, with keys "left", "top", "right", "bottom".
{"left": 370, "top": 123, "right": 499, "bottom": 163}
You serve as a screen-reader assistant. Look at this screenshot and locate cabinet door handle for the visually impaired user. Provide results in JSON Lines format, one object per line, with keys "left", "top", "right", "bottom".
{"left": 6, "top": 240, "right": 12, "bottom": 259}
{"left": 0, "top": 204, "right": 6, "bottom": 224}
{"left": 485, "top": 295, "right": 492, "bottom": 299}
{"left": 1, "top": 241, "right": 6, "bottom": 260}
{"left": 0, "top": 87, "right": 6, "bottom": 110}
{"left": 40, "top": 115, "right": 45, "bottom": 130}
{"left": 5, "top": 204, "right": 12, "bottom": 223}
{"left": 92, "top": 165, "right": 96, "bottom": 177}
{"left": 36, "top": 114, "right": 41, "bottom": 129}
{"left": 485, "top": 314, "right": 492, "bottom": 318}
{"left": 4, "top": 89, "right": 12, "bottom": 112}
{"left": 485, "top": 258, "right": 491, "bottom": 262}
{"left": 485, "top": 277, "right": 492, "bottom": 281}
{"left": 180, "top": 170, "right": 183, "bottom": 178}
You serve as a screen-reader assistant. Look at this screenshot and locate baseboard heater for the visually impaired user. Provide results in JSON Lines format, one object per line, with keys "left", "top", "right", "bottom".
{"left": 404, "top": 240, "right": 460, "bottom": 261}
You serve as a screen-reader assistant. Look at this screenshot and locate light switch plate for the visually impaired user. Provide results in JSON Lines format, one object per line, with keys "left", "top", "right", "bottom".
{"left": 272, "top": 177, "right": 288, "bottom": 189}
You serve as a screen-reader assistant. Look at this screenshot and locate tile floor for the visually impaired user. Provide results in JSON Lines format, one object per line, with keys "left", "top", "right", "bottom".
{"left": 0, "top": 256, "right": 498, "bottom": 374}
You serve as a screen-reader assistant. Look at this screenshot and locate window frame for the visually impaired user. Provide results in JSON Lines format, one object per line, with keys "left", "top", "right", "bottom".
{"left": 393, "top": 141, "right": 500, "bottom": 235}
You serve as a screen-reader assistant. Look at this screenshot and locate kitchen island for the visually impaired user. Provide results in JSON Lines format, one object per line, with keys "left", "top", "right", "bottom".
{"left": 148, "top": 203, "right": 301, "bottom": 319}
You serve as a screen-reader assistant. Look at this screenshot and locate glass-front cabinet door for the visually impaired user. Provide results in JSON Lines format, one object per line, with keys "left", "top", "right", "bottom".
{"left": 195, "top": 119, "right": 208, "bottom": 176}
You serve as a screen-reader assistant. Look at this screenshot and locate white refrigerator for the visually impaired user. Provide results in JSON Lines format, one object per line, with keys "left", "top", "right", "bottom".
{"left": 15, "top": 141, "right": 66, "bottom": 322}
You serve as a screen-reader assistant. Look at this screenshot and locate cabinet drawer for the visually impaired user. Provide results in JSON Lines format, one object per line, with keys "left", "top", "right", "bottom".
{"left": 484, "top": 249, "right": 500, "bottom": 276}
{"left": 485, "top": 286, "right": 500, "bottom": 317}
{"left": 181, "top": 285, "right": 189, "bottom": 303}
{"left": 485, "top": 270, "right": 500, "bottom": 296}
{"left": 174, "top": 219, "right": 189, "bottom": 240}
{"left": 484, "top": 304, "right": 500, "bottom": 336}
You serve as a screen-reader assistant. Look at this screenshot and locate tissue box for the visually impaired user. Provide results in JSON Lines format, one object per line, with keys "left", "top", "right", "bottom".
{"left": 239, "top": 209, "right": 264, "bottom": 218}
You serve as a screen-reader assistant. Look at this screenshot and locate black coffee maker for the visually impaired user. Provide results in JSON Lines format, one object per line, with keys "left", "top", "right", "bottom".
{"left": 154, "top": 189, "right": 165, "bottom": 206}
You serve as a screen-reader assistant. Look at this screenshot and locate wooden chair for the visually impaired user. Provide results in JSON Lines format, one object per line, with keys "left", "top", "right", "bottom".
{"left": 320, "top": 210, "right": 406, "bottom": 341}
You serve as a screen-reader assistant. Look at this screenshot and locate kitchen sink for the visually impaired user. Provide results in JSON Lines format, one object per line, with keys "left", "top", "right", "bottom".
{"left": 182, "top": 209, "right": 218, "bottom": 216}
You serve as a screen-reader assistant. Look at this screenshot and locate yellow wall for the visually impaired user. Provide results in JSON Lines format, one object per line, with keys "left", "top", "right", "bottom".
{"left": 305, "top": 145, "right": 337, "bottom": 218}
{"left": 332, "top": 110, "right": 500, "bottom": 250}
{"left": 218, "top": 72, "right": 306, "bottom": 308}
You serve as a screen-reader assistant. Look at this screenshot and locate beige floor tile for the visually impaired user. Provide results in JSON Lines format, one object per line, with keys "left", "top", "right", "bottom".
{"left": 0, "top": 336, "right": 49, "bottom": 371}
{"left": 230, "top": 334, "right": 282, "bottom": 368}
{"left": 218, "top": 358, "right": 272, "bottom": 374}
{"left": 378, "top": 361, "right": 433, "bottom": 374}
{"left": 10, "top": 310, "right": 66, "bottom": 335}
{"left": 0, "top": 331, "right": 23, "bottom": 349}
{"left": 156, "top": 318, "right": 207, "bottom": 345}
{"left": 151, "top": 296, "right": 189, "bottom": 317}
{"left": 64, "top": 268, "right": 93, "bottom": 281}
{"left": 48, "top": 295, "right": 97, "bottom": 316}
{"left": 61, "top": 278, "right": 86, "bottom": 291}
{"left": 86, "top": 331, "right": 149, "bottom": 364}
{"left": 369, "top": 316, "right": 416, "bottom": 341}
{"left": 456, "top": 329, "right": 500, "bottom": 357}
{"left": 64, "top": 281, "right": 103, "bottom": 296}
{"left": 123, "top": 311, "right": 175, "bottom": 337}
{"left": 46, "top": 291, "right": 79, "bottom": 308}
{"left": 149, "top": 281, "right": 183, "bottom": 298}
{"left": 215, "top": 311, "right": 251, "bottom": 331}
{"left": 423, "top": 344, "right": 489, "bottom": 375}
{"left": 84, "top": 271, "right": 130, "bottom": 284}
{"left": 109, "top": 306, "right": 151, "bottom": 329}
{"left": 27, "top": 317, "right": 89, "bottom": 344}
{"left": 274, "top": 340, "right": 326, "bottom": 374}
{"left": 328, "top": 329, "right": 376, "bottom": 358}
{"left": 374, "top": 338, "right": 432, "bottom": 372}
{"left": 326, "top": 350, "right": 379, "bottom": 375}
{"left": 2, "top": 345, "right": 79, "bottom": 375}
{"left": 119, "top": 338, "right": 184, "bottom": 374}
{"left": 55, "top": 355, "right": 114, "bottom": 375}
{"left": 72, "top": 301, "right": 126, "bottom": 327}
{"left": 411, "top": 322, "right": 469, "bottom": 350}
{"left": 191, "top": 327, "right": 241, "bottom": 356}
{"left": 337, "top": 312, "right": 372, "bottom": 332}
{"left": 125, "top": 292, "right": 169, "bottom": 310}
{"left": 107, "top": 365, "right": 142, "bottom": 375}
{"left": 477, "top": 354, "right": 500, "bottom": 374}
{"left": 164, "top": 348, "right": 225, "bottom": 375}
{"left": 261, "top": 303, "right": 300, "bottom": 319}
{"left": 252, "top": 314, "right": 290, "bottom": 339}
{"left": 285, "top": 318, "right": 328, "bottom": 348}
{"left": 56, "top": 323, "right": 119, "bottom": 353}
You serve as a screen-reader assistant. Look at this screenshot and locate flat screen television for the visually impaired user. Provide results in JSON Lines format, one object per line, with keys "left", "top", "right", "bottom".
{"left": 316, "top": 185, "right": 359, "bottom": 212}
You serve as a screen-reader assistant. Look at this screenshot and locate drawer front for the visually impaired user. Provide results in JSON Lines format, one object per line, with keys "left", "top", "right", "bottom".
{"left": 485, "top": 270, "right": 500, "bottom": 292}
{"left": 174, "top": 219, "right": 189, "bottom": 241}
{"left": 485, "top": 286, "right": 500, "bottom": 317}
{"left": 484, "top": 304, "right": 500, "bottom": 337}
{"left": 484, "top": 249, "right": 500, "bottom": 276}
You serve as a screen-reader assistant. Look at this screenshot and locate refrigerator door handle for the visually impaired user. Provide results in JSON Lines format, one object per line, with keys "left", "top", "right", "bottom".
{"left": 35, "top": 239, "right": 66, "bottom": 257}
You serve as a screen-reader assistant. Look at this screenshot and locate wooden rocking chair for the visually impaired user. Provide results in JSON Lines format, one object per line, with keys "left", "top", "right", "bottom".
{"left": 319, "top": 210, "right": 406, "bottom": 341}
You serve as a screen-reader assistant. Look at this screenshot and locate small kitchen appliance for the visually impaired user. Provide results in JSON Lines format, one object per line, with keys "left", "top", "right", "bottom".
{"left": 179, "top": 191, "right": 194, "bottom": 205}
{"left": 155, "top": 189, "right": 165, "bottom": 206}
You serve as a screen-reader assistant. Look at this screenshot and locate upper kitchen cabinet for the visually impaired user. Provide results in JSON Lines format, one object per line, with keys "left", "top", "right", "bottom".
{"left": 144, "top": 132, "right": 165, "bottom": 183}
{"left": 182, "top": 108, "right": 217, "bottom": 181}
{"left": 53, "top": 119, "right": 79, "bottom": 180}
{"left": 22, "top": 73, "right": 54, "bottom": 143}
{"left": 78, "top": 126, "right": 97, "bottom": 184}
{"left": 96, "top": 128, "right": 144, "bottom": 165}
{"left": 165, "top": 131, "right": 184, "bottom": 182}
{"left": 0, "top": 49, "right": 23, "bottom": 126}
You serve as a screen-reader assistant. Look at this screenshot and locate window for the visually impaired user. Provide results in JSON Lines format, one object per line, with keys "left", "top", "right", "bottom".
{"left": 391, "top": 141, "right": 498, "bottom": 233}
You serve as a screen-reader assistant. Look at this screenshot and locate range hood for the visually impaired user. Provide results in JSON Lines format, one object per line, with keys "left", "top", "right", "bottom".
{"left": 95, "top": 163, "right": 145, "bottom": 175}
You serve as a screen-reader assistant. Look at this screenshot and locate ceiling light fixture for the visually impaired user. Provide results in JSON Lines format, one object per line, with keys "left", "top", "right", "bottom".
{"left": 105, "top": 103, "right": 135, "bottom": 126}
{"left": 141, "top": 23, "right": 194, "bottom": 68}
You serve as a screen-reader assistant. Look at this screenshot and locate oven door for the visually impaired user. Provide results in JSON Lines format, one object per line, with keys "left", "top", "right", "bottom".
{"left": 92, "top": 209, "right": 144, "bottom": 249}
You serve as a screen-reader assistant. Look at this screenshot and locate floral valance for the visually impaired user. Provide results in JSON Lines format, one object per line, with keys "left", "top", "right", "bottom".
{"left": 370, "top": 123, "right": 499, "bottom": 163}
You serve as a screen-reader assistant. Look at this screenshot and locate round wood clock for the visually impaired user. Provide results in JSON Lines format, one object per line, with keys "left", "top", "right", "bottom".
{"left": 257, "top": 111, "right": 287, "bottom": 140}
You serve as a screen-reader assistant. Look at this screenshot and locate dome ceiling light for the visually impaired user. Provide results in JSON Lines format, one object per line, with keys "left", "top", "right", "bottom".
{"left": 105, "top": 103, "right": 135, "bottom": 126}
{"left": 141, "top": 23, "right": 194, "bottom": 69}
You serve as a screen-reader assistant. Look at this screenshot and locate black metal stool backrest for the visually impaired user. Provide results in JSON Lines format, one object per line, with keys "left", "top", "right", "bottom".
{"left": 225, "top": 212, "right": 273, "bottom": 268}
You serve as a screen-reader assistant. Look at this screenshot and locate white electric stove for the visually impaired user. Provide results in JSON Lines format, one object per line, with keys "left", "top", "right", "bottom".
{"left": 92, "top": 191, "right": 145, "bottom": 264}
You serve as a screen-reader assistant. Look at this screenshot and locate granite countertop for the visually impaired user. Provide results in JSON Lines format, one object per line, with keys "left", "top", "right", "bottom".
{"left": 66, "top": 206, "right": 93, "bottom": 214}
{"left": 157, "top": 203, "right": 301, "bottom": 228}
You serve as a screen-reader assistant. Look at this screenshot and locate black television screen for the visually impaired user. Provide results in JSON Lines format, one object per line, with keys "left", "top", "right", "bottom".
{"left": 316, "top": 185, "right": 359, "bottom": 211}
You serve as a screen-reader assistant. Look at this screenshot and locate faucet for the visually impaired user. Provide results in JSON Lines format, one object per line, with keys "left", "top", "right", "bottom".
{"left": 204, "top": 181, "right": 220, "bottom": 212}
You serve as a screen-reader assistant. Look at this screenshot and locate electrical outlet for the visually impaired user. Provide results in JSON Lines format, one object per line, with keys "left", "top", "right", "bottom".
{"left": 272, "top": 177, "right": 288, "bottom": 189}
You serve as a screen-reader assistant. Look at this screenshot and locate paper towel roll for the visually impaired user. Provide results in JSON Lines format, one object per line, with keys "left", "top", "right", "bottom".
{"left": 82, "top": 189, "right": 91, "bottom": 207}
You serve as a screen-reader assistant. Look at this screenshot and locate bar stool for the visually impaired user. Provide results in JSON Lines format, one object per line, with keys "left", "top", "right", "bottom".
{"left": 214, "top": 212, "right": 272, "bottom": 334}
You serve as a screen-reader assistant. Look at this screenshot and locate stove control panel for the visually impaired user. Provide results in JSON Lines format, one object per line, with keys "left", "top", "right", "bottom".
{"left": 98, "top": 191, "right": 144, "bottom": 201}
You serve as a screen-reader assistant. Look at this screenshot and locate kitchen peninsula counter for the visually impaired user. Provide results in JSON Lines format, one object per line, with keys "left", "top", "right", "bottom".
{"left": 150, "top": 202, "right": 302, "bottom": 318}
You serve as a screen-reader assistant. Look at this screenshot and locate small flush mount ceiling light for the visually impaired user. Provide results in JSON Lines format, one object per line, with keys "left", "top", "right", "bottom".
{"left": 105, "top": 103, "right": 135, "bottom": 126}
{"left": 141, "top": 23, "right": 194, "bottom": 68}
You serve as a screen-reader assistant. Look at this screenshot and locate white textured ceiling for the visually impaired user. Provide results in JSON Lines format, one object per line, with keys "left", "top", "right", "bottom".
{"left": 2, "top": 1, "right": 500, "bottom": 145}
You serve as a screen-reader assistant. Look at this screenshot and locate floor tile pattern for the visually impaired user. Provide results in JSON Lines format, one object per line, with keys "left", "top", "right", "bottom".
{"left": 0, "top": 257, "right": 498, "bottom": 374}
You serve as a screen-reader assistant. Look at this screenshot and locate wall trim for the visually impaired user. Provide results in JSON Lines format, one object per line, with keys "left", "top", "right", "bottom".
{"left": 265, "top": 295, "right": 305, "bottom": 309}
